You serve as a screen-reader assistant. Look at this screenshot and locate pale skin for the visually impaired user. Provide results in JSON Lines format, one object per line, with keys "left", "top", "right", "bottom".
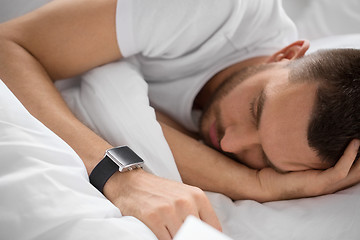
{"left": 0, "top": 1, "right": 359, "bottom": 239}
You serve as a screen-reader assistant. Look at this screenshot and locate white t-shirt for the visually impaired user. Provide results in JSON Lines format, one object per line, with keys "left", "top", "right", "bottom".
{"left": 116, "top": 0, "right": 297, "bottom": 131}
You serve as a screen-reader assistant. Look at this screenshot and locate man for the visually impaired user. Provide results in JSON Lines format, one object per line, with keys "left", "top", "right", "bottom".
{"left": 198, "top": 47, "right": 360, "bottom": 172}
{"left": 0, "top": 0, "right": 359, "bottom": 239}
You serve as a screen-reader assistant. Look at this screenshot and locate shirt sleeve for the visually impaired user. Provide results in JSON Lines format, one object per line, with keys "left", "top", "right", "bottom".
{"left": 115, "top": 0, "right": 235, "bottom": 58}
{"left": 224, "top": 0, "right": 297, "bottom": 56}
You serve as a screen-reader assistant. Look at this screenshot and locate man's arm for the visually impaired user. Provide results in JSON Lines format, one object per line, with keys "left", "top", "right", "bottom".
{"left": 159, "top": 121, "right": 360, "bottom": 202}
{"left": 0, "top": 0, "right": 221, "bottom": 238}
{"left": 0, "top": 0, "right": 121, "bottom": 170}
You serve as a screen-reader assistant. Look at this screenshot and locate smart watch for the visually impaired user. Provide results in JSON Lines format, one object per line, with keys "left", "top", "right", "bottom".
{"left": 89, "top": 146, "right": 144, "bottom": 193}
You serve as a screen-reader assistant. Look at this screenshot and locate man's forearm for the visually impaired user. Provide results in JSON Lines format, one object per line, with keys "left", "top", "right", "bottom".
{"left": 159, "top": 122, "right": 265, "bottom": 201}
{"left": 160, "top": 122, "right": 360, "bottom": 202}
{"left": 0, "top": 0, "right": 122, "bottom": 174}
{"left": 0, "top": 38, "right": 112, "bottom": 174}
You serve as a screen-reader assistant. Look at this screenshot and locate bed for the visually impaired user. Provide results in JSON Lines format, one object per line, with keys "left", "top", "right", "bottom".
{"left": 1, "top": 1, "right": 360, "bottom": 239}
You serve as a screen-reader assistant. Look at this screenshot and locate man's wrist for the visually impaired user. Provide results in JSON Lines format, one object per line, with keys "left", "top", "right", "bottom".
{"left": 253, "top": 168, "right": 296, "bottom": 202}
{"left": 89, "top": 146, "right": 144, "bottom": 193}
{"left": 89, "top": 154, "right": 119, "bottom": 193}
{"left": 103, "top": 168, "right": 144, "bottom": 201}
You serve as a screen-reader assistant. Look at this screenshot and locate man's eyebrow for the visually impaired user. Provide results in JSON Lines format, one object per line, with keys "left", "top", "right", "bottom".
{"left": 261, "top": 149, "right": 288, "bottom": 173}
{"left": 255, "top": 89, "right": 266, "bottom": 129}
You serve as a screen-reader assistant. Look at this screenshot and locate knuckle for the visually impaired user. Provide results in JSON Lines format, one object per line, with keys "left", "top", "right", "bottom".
{"left": 174, "top": 187, "right": 207, "bottom": 210}
{"left": 188, "top": 185, "right": 201, "bottom": 194}
{"left": 141, "top": 202, "right": 173, "bottom": 220}
{"left": 191, "top": 187, "right": 208, "bottom": 205}
{"left": 173, "top": 191, "right": 194, "bottom": 206}
{"left": 158, "top": 200, "right": 175, "bottom": 213}
{"left": 141, "top": 209, "right": 160, "bottom": 223}
{"left": 174, "top": 196, "right": 191, "bottom": 209}
{"left": 191, "top": 187, "right": 207, "bottom": 202}
{"left": 143, "top": 208, "right": 157, "bottom": 218}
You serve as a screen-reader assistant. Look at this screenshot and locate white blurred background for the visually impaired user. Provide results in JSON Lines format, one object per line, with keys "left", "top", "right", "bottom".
{"left": 1, "top": 0, "right": 360, "bottom": 40}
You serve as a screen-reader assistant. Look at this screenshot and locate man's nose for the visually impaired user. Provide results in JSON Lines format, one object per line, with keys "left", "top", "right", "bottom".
{"left": 220, "top": 125, "right": 260, "bottom": 154}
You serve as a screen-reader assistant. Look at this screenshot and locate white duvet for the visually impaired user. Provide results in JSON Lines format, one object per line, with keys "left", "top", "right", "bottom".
{"left": 1, "top": 0, "right": 360, "bottom": 239}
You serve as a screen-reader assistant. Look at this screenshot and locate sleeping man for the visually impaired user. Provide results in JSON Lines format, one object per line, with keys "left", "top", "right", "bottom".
{"left": 0, "top": 0, "right": 359, "bottom": 239}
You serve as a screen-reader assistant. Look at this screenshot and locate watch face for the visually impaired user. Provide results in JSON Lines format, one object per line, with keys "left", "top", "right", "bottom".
{"left": 107, "top": 146, "right": 144, "bottom": 168}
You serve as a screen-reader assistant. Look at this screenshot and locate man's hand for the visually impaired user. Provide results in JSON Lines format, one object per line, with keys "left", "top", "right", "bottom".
{"left": 256, "top": 139, "right": 360, "bottom": 202}
{"left": 103, "top": 169, "right": 222, "bottom": 240}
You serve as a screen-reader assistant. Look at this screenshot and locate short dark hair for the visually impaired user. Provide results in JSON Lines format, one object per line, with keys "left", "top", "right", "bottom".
{"left": 287, "top": 48, "right": 360, "bottom": 166}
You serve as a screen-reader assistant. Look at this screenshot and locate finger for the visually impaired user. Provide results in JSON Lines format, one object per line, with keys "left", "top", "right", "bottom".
{"left": 194, "top": 192, "right": 222, "bottom": 232}
{"left": 167, "top": 195, "right": 201, "bottom": 237}
{"left": 165, "top": 212, "right": 184, "bottom": 239}
{"left": 353, "top": 159, "right": 360, "bottom": 169}
{"left": 147, "top": 223, "right": 172, "bottom": 240}
{"left": 350, "top": 151, "right": 360, "bottom": 170}
{"left": 334, "top": 139, "right": 360, "bottom": 173}
{"left": 145, "top": 214, "right": 172, "bottom": 240}
{"left": 328, "top": 139, "right": 360, "bottom": 181}
{"left": 340, "top": 144, "right": 360, "bottom": 181}
{"left": 199, "top": 204, "right": 222, "bottom": 232}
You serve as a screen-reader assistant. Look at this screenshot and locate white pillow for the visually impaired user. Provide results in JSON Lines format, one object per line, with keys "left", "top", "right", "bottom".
{"left": 61, "top": 60, "right": 182, "bottom": 181}
{"left": 283, "top": 0, "right": 360, "bottom": 40}
{"left": 308, "top": 34, "right": 360, "bottom": 54}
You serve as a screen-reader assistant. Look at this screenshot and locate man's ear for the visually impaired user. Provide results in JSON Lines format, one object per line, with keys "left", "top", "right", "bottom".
{"left": 266, "top": 40, "right": 310, "bottom": 63}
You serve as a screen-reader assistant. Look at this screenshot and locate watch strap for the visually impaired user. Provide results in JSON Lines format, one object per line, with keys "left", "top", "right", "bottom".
{"left": 89, "top": 155, "right": 119, "bottom": 194}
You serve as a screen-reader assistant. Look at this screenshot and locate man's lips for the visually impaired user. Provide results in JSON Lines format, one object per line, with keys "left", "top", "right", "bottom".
{"left": 209, "top": 121, "right": 220, "bottom": 150}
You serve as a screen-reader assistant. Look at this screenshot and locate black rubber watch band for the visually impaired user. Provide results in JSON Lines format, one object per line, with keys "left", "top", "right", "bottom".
{"left": 89, "top": 155, "right": 119, "bottom": 194}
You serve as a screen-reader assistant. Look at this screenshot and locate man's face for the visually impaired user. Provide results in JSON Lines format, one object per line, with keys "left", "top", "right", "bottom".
{"left": 199, "top": 63, "right": 332, "bottom": 172}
